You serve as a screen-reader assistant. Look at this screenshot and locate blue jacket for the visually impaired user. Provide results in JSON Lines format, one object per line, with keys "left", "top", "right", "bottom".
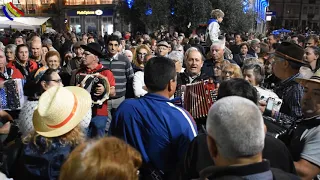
{"left": 110, "top": 93, "right": 197, "bottom": 173}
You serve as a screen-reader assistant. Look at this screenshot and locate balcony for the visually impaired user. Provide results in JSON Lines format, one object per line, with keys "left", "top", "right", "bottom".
{"left": 64, "top": 0, "right": 119, "bottom": 5}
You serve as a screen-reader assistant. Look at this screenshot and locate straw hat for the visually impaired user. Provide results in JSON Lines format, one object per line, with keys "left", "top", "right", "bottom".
{"left": 296, "top": 68, "right": 320, "bottom": 85}
{"left": 33, "top": 86, "right": 92, "bottom": 137}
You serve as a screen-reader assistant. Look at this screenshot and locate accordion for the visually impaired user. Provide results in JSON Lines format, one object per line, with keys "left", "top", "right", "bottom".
{"left": 76, "top": 73, "right": 110, "bottom": 107}
{"left": 176, "top": 81, "right": 217, "bottom": 124}
{"left": 0, "top": 79, "right": 26, "bottom": 110}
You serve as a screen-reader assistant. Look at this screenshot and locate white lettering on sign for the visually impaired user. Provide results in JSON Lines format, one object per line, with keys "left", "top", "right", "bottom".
{"left": 76, "top": 10, "right": 103, "bottom": 16}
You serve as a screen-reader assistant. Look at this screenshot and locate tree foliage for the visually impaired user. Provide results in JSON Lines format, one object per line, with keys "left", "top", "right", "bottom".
{"left": 118, "top": 0, "right": 256, "bottom": 33}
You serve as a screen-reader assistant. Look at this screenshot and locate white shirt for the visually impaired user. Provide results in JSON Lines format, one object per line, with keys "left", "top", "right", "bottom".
{"left": 133, "top": 71, "right": 148, "bottom": 97}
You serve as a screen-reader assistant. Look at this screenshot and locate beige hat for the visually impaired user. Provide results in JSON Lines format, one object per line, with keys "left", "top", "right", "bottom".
{"left": 157, "top": 41, "right": 170, "bottom": 48}
{"left": 296, "top": 68, "right": 320, "bottom": 85}
{"left": 33, "top": 86, "right": 92, "bottom": 137}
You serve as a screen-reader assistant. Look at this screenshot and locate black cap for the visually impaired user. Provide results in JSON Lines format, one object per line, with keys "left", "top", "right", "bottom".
{"left": 81, "top": 42, "right": 103, "bottom": 58}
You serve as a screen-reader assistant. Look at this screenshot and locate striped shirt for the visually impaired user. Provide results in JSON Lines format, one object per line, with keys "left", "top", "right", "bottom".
{"left": 101, "top": 53, "right": 134, "bottom": 98}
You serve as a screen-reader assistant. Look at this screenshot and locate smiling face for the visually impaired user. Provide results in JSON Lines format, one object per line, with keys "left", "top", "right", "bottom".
{"left": 186, "top": 50, "right": 203, "bottom": 76}
{"left": 46, "top": 55, "right": 60, "bottom": 70}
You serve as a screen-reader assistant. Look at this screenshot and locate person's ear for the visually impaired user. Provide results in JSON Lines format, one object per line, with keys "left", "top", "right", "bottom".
{"left": 283, "top": 60, "right": 290, "bottom": 68}
{"left": 168, "top": 79, "right": 174, "bottom": 92}
{"left": 207, "top": 135, "right": 218, "bottom": 158}
{"left": 41, "top": 81, "right": 48, "bottom": 91}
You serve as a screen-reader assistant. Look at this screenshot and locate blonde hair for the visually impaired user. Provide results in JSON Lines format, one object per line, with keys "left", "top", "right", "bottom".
{"left": 211, "top": 9, "right": 224, "bottom": 19}
{"left": 222, "top": 63, "right": 243, "bottom": 80}
{"left": 133, "top": 44, "right": 151, "bottom": 67}
{"left": 23, "top": 125, "right": 85, "bottom": 153}
{"left": 59, "top": 137, "right": 142, "bottom": 180}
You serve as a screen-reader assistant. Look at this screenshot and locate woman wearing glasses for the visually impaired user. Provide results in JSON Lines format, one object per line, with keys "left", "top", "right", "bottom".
{"left": 221, "top": 63, "right": 243, "bottom": 81}
{"left": 132, "top": 45, "right": 152, "bottom": 72}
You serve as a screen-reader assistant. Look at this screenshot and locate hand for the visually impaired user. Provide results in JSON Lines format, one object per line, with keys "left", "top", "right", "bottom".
{"left": 258, "top": 100, "right": 267, "bottom": 113}
{"left": 94, "top": 84, "right": 105, "bottom": 96}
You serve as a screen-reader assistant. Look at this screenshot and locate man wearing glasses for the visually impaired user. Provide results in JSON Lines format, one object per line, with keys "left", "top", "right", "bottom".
{"left": 70, "top": 43, "right": 116, "bottom": 138}
{"left": 260, "top": 42, "right": 307, "bottom": 126}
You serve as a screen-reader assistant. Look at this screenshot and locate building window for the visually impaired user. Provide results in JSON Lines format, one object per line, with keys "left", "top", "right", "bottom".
{"left": 65, "top": 0, "right": 117, "bottom": 5}
{"left": 309, "top": 0, "right": 316, "bottom": 4}
{"left": 303, "top": 6, "right": 308, "bottom": 14}
{"left": 309, "top": 6, "right": 314, "bottom": 14}
{"left": 315, "top": 7, "right": 319, "bottom": 15}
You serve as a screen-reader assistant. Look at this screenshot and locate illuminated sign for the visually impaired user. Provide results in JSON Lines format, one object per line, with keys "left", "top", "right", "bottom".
{"left": 76, "top": 9, "right": 103, "bottom": 16}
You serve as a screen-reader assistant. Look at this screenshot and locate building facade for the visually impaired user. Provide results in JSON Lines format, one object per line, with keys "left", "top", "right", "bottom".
{"left": 269, "top": 0, "right": 320, "bottom": 31}
{"left": 64, "top": 0, "right": 119, "bottom": 35}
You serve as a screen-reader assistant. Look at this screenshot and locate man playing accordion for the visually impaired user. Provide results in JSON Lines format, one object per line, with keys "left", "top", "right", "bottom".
{"left": 70, "top": 43, "right": 116, "bottom": 138}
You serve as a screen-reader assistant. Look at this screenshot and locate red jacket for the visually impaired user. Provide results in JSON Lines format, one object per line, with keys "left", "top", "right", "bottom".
{"left": 76, "top": 64, "right": 115, "bottom": 116}
{"left": 7, "top": 60, "right": 38, "bottom": 79}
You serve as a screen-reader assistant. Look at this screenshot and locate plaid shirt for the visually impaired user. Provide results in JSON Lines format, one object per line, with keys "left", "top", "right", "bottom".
{"left": 273, "top": 73, "right": 304, "bottom": 126}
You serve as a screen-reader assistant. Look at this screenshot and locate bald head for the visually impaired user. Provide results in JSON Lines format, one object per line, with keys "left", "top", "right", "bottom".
{"left": 31, "top": 40, "right": 42, "bottom": 60}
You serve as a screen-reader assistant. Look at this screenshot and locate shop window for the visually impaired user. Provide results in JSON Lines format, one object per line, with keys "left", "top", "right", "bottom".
{"left": 108, "top": 17, "right": 113, "bottom": 23}
{"left": 71, "top": 18, "right": 75, "bottom": 24}
{"left": 309, "top": 6, "right": 314, "bottom": 14}
{"left": 75, "top": 18, "right": 80, "bottom": 24}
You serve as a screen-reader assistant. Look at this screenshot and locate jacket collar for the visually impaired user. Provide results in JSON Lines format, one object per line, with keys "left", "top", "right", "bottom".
{"left": 143, "top": 93, "right": 170, "bottom": 101}
{"left": 200, "top": 160, "right": 271, "bottom": 180}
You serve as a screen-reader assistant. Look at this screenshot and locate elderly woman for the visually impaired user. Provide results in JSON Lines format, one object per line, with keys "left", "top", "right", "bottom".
{"left": 168, "top": 50, "right": 184, "bottom": 73}
{"left": 45, "top": 51, "right": 61, "bottom": 70}
{"left": 4, "top": 44, "right": 16, "bottom": 62}
{"left": 221, "top": 63, "right": 243, "bottom": 81}
{"left": 60, "top": 137, "right": 142, "bottom": 180}
{"left": 14, "top": 86, "right": 92, "bottom": 180}
{"left": 242, "top": 63, "right": 265, "bottom": 87}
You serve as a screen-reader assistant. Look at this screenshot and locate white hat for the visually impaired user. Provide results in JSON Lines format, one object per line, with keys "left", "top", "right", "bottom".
{"left": 33, "top": 86, "right": 92, "bottom": 137}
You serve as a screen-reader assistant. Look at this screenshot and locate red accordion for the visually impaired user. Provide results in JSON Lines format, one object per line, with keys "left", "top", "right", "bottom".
{"left": 176, "top": 81, "right": 217, "bottom": 123}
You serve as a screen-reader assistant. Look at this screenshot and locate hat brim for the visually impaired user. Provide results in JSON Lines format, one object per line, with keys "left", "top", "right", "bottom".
{"left": 81, "top": 45, "right": 103, "bottom": 58}
{"left": 33, "top": 86, "right": 92, "bottom": 138}
{"left": 295, "top": 78, "right": 320, "bottom": 85}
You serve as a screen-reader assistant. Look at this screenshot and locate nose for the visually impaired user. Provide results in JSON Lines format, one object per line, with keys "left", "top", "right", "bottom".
{"left": 244, "top": 76, "right": 249, "bottom": 81}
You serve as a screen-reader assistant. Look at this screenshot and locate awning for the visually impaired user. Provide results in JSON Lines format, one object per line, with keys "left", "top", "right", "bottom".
{"left": 0, "top": 20, "right": 35, "bottom": 30}
{"left": 13, "top": 17, "right": 50, "bottom": 26}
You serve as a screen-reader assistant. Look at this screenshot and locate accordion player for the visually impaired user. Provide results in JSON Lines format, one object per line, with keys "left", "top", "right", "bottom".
{"left": 76, "top": 73, "right": 111, "bottom": 108}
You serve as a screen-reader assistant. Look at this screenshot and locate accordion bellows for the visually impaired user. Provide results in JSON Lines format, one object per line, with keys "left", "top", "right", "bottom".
{"left": 0, "top": 79, "right": 26, "bottom": 110}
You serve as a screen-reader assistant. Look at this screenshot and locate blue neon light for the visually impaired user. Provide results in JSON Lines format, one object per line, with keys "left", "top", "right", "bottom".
{"left": 126, "top": 0, "right": 134, "bottom": 9}
{"left": 145, "top": 5, "right": 152, "bottom": 16}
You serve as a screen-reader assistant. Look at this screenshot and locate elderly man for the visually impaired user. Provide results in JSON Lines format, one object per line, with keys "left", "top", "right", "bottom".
{"left": 42, "top": 38, "right": 57, "bottom": 52}
{"left": 70, "top": 43, "right": 115, "bottom": 137}
{"left": 156, "top": 41, "right": 170, "bottom": 57}
{"left": 200, "top": 96, "right": 299, "bottom": 179}
{"left": 178, "top": 47, "right": 209, "bottom": 85}
{"left": 168, "top": 50, "right": 184, "bottom": 73}
{"left": 30, "top": 40, "right": 44, "bottom": 68}
{"left": 202, "top": 40, "right": 235, "bottom": 78}
{"left": 289, "top": 69, "right": 320, "bottom": 179}
{"left": 260, "top": 42, "right": 307, "bottom": 126}
{"left": 179, "top": 78, "right": 297, "bottom": 179}
{"left": 248, "top": 39, "right": 261, "bottom": 57}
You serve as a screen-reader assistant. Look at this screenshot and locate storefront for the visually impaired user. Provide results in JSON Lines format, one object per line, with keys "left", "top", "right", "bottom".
{"left": 66, "top": 8, "right": 114, "bottom": 35}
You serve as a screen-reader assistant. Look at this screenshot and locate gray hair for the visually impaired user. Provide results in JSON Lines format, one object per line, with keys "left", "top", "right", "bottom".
{"left": 206, "top": 96, "right": 265, "bottom": 159}
{"left": 113, "top": 31, "right": 122, "bottom": 39}
{"left": 5, "top": 44, "right": 16, "bottom": 54}
{"left": 42, "top": 38, "right": 53, "bottom": 46}
{"left": 124, "top": 50, "right": 133, "bottom": 56}
{"left": 250, "top": 39, "right": 260, "bottom": 46}
{"left": 168, "top": 50, "right": 184, "bottom": 64}
{"left": 173, "top": 44, "right": 184, "bottom": 52}
{"left": 243, "top": 57, "right": 261, "bottom": 66}
{"left": 211, "top": 39, "right": 225, "bottom": 51}
{"left": 184, "top": 47, "right": 205, "bottom": 62}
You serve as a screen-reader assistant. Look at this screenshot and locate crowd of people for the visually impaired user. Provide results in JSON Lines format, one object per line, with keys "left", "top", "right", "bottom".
{"left": 0, "top": 8, "right": 320, "bottom": 180}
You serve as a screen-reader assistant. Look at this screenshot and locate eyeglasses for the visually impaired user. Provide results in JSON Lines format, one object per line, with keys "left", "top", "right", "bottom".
{"left": 137, "top": 52, "right": 147, "bottom": 56}
{"left": 48, "top": 79, "right": 62, "bottom": 83}
{"left": 214, "top": 66, "right": 221, "bottom": 70}
{"left": 222, "top": 70, "right": 234, "bottom": 75}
